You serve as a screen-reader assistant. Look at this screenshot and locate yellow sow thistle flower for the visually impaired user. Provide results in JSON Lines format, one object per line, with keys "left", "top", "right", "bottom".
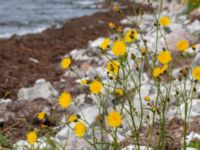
{"left": 192, "top": 66, "right": 200, "bottom": 80}
{"left": 37, "top": 112, "right": 45, "bottom": 120}
{"left": 58, "top": 92, "right": 72, "bottom": 108}
{"left": 112, "top": 40, "right": 127, "bottom": 57}
{"left": 176, "top": 40, "right": 189, "bottom": 52}
{"left": 107, "top": 111, "right": 122, "bottom": 128}
{"left": 157, "top": 50, "right": 172, "bottom": 65}
{"left": 153, "top": 67, "right": 161, "bottom": 78}
{"left": 114, "top": 88, "right": 124, "bottom": 96}
{"left": 60, "top": 57, "right": 71, "bottom": 69}
{"left": 140, "top": 47, "right": 147, "bottom": 54}
{"left": 144, "top": 96, "right": 150, "bottom": 101}
{"left": 160, "top": 65, "right": 168, "bottom": 74}
{"left": 124, "top": 29, "right": 138, "bottom": 43}
{"left": 27, "top": 131, "right": 37, "bottom": 145}
{"left": 68, "top": 114, "right": 78, "bottom": 123}
{"left": 100, "top": 38, "right": 110, "bottom": 50}
{"left": 106, "top": 60, "right": 120, "bottom": 75}
{"left": 80, "top": 79, "right": 88, "bottom": 85}
{"left": 74, "top": 121, "right": 86, "bottom": 138}
{"left": 159, "top": 16, "right": 171, "bottom": 26}
{"left": 89, "top": 80, "right": 103, "bottom": 94}
{"left": 109, "top": 22, "right": 116, "bottom": 29}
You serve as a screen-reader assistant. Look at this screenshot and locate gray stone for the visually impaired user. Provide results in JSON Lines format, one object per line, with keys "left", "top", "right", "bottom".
{"left": 17, "top": 79, "right": 58, "bottom": 101}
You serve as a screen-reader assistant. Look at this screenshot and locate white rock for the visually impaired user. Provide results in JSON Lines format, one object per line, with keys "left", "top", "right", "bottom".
{"left": 14, "top": 138, "right": 49, "bottom": 150}
{"left": 186, "top": 132, "right": 200, "bottom": 145}
{"left": 17, "top": 79, "right": 58, "bottom": 101}
{"left": 179, "top": 99, "right": 200, "bottom": 121}
{"left": 0, "top": 98, "right": 12, "bottom": 104}
{"left": 79, "top": 105, "right": 99, "bottom": 125}
{"left": 193, "top": 52, "right": 200, "bottom": 67}
{"left": 121, "top": 145, "right": 153, "bottom": 150}
{"left": 165, "top": 30, "right": 198, "bottom": 51}
{"left": 89, "top": 37, "right": 105, "bottom": 48}
{"left": 55, "top": 126, "right": 92, "bottom": 150}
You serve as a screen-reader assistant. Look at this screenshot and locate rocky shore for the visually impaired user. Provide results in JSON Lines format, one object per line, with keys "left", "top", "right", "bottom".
{"left": 0, "top": 0, "right": 200, "bottom": 149}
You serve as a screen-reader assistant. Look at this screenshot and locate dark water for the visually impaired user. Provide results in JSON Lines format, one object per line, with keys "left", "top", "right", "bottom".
{"left": 0, "top": 0, "right": 102, "bottom": 38}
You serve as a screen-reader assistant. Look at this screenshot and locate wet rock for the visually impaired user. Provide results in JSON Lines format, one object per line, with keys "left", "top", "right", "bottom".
{"left": 189, "top": 7, "right": 200, "bottom": 21}
{"left": 17, "top": 79, "right": 58, "bottom": 101}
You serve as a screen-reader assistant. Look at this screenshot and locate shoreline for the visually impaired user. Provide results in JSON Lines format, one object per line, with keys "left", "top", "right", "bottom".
{"left": 0, "top": 2, "right": 152, "bottom": 100}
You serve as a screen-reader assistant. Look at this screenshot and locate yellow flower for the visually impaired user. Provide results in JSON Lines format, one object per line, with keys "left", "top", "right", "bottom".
{"left": 160, "top": 65, "right": 168, "bottom": 74}
{"left": 58, "top": 92, "right": 72, "bottom": 108}
{"left": 80, "top": 79, "right": 88, "bottom": 85}
{"left": 152, "top": 105, "right": 157, "bottom": 112}
{"left": 192, "top": 66, "right": 200, "bottom": 80}
{"left": 109, "top": 22, "right": 116, "bottom": 29}
{"left": 60, "top": 57, "right": 71, "bottom": 69}
{"left": 112, "top": 40, "right": 127, "bottom": 57}
{"left": 192, "top": 44, "right": 197, "bottom": 50}
{"left": 113, "top": 4, "right": 120, "bottom": 12}
{"left": 89, "top": 80, "right": 103, "bottom": 94}
{"left": 153, "top": 67, "right": 161, "bottom": 78}
{"left": 176, "top": 40, "right": 189, "bottom": 52}
{"left": 41, "top": 124, "right": 48, "bottom": 129}
{"left": 114, "top": 88, "right": 124, "bottom": 96}
{"left": 74, "top": 121, "right": 86, "bottom": 137}
{"left": 140, "top": 47, "right": 147, "bottom": 54}
{"left": 68, "top": 114, "right": 78, "bottom": 123}
{"left": 106, "top": 60, "right": 120, "bottom": 75}
{"left": 107, "top": 111, "right": 122, "bottom": 128}
{"left": 159, "top": 16, "right": 171, "bottom": 26}
{"left": 27, "top": 131, "right": 37, "bottom": 145}
{"left": 100, "top": 38, "right": 110, "bottom": 50}
{"left": 37, "top": 112, "right": 45, "bottom": 120}
{"left": 157, "top": 50, "right": 172, "bottom": 65}
{"left": 124, "top": 29, "right": 138, "bottom": 43}
{"left": 144, "top": 96, "right": 150, "bottom": 101}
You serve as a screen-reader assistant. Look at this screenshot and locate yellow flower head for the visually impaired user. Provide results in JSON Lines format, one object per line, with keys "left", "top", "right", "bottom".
{"left": 192, "top": 66, "right": 200, "bottom": 80}
{"left": 140, "top": 47, "right": 147, "bottom": 54}
{"left": 80, "top": 79, "right": 88, "bottom": 85}
{"left": 176, "top": 40, "right": 189, "bottom": 52}
{"left": 144, "top": 96, "right": 150, "bottom": 101}
{"left": 58, "top": 92, "right": 72, "bottom": 108}
{"left": 27, "top": 131, "right": 37, "bottom": 145}
{"left": 37, "top": 112, "right": 45, "bottom": 120}
{"left": 68, "top": 114, "right": 78, "bottom": 123}
{"left": 157, "top": 50, "right": 172, "bottom": 65}
{"left": 124, "top": 29, "right": 138, "bottom": 43}
{"left": 107, "top": 111, "right": 122, "bottom": 128}
{"left": 153, "top": 67, "right": 161, "bottom": 78}
{"left": 74, "top": 121, "right": 87, "bottom": 138}
{"left": 159, "top": 16, "right": 171, "bottom": 26}
{"left": 112, "top": 40, "right": 127, "bottom": 57}
{"left": 60, "top": 57, "right": 71, "bottom": 69}
{"left": 152, "top": 105, "right": 158, "bottom": 112}
{"left": 114, "top": 88, "right": 124, "bottom": 96}
{"left": 89, "top": 80, "right": 103, "bottom": 94}
{"left": 113, "top": 4, "right": 120, "bottom": 12}
{"left": 109, "top": 22, "right": 116, "bottom": 29}
{"left": 106, "top": 60, "right": 120, "bottom": 75}
{"left": 160, "top": 65, "right": 168, "bottom": 74}
{"left": 100, "top": 38, "right": 110, "bottom": 50}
